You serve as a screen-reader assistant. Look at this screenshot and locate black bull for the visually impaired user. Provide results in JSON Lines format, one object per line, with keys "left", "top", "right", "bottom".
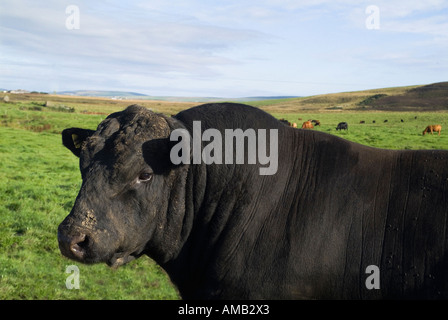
{"left": 58, "top": 103, "right": 448, "bottom": 299}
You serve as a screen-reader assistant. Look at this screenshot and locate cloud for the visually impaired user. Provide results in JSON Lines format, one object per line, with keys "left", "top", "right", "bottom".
{"left": 385, "top": 15, "right": 448, "bottom": 39}
{"left": 348, "top": 0, "right": 448, "bottom": 36}
{"left": 0, "top": 0, "right": 270, "bottom": 88}
{"left": 1, "top": 0, "right": 447, "bottom": 96}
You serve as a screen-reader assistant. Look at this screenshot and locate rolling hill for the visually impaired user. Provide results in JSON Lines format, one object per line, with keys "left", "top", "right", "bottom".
{"left": 58, "top": 90, "right": 149, "bottom": 98}
{"left": 360, "top": 82, "right": 448, "bottom": 111}
{"left": 3, "top": 82, "right": 448, "bottom": 114}
{"left": 250, "top": 82, "right": 448, "bottom": 112}
{"left": 57, "top": 90, "right": 300, "bottom": 103}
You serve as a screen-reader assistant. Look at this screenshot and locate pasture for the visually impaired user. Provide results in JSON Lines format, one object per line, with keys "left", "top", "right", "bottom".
{"left": 275, "top": 111, "right": 448, "bottom": 150}
{"left": 1, "top": 94, "right": 448, "bottom": 299}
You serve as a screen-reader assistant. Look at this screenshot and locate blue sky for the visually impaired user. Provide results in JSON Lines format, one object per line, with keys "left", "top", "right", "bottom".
{"left": 1, "top": 0, "right": 447, "bottom": 97}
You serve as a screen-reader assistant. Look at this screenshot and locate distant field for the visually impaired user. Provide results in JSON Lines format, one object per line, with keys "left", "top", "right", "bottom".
{"left": 1, "top": 87, "right": 448, "bottom": 299}
{"left": 249, "top": 85, "right": 421, "bottom": 112}
{"left": 274, "top": 111, "right": 448, "bottom": 150}
{"left": 0, "top": 92, "right": 196, "bottom": 116}
{"left": 251, "top": 82, "right": 448, "bottom": 113}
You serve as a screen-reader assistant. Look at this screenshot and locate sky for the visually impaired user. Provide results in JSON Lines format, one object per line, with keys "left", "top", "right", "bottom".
{"left": 1, "top": 0, "right": 448, "bottom": 97}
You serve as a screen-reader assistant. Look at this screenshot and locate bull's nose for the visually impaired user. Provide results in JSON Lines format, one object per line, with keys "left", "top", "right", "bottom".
{"left": 58, "top": 231, "right": 89, "bottom": 261}
{"left": 69, "top": 233, "right": 88, "bottom": 259}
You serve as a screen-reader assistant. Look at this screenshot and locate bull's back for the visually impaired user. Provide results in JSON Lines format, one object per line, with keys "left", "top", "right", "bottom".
{"left": 373, "top": 150, "right": 448, "bottom": 298}
{"left": 171, "top": 104, "right": 448, "bottom": 299}
{"left": 273, "top": 134, "right": 448, "bottom": 299}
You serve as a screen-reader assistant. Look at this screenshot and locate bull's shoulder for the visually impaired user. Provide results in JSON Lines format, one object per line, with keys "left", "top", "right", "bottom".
{"left": 174, "top": 102, "right": 284, "bottom": 131}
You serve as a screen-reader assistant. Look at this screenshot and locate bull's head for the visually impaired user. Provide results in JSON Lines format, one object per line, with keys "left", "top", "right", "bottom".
{"left": 58, "top": 105, "right": 189, "bottom": 268}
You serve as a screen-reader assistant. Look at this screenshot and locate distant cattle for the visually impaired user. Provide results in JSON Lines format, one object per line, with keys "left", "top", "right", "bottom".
{"left": 373, "top": 120, "right": 376, "bottom": 123}
{"left": 336, "top": 122, "right": 348, "bottom": 131}
{"left": 311, "top": 120, "right": 321, "bottom": 126}
{"left": 302, "top": 121, "right": 314, "bottom": 129}
{"left": 280, "top": 119, "right": 299, "bottom": 128}
{"left": 360, "top": 121, "right": 365, "bottom": 124}
{"left": 423, "top": 125, "right": 442, "bottom": 136}
{"left": 384, "top": 120, "right": 388, "bottom": 123}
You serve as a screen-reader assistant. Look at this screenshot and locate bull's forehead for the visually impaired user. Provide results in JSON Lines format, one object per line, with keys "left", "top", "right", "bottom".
{"left": 82, "top": 105, "right": 170, "bottom": 167}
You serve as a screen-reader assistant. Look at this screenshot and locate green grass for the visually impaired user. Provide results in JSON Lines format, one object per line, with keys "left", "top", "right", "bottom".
{"left": 0, "top": 105, "right": 179, "bottom": 299}
{"left": 1, "top": 98, "right": 448, "bottom": 300}
{"left": 0, "top": 102, "right": 107, "bottom": 133}
{"left": 274, "top": 111, "right": 448, "bottom": 150}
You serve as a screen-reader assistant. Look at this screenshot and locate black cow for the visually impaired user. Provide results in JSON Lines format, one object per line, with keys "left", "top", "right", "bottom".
{"left": 336, "top": 122, "right": 348, "bottom": 131}
{"left": 279, "top": 118, "right": 291, "bottom": 126}
{"left": 59, "top": 103, "right": 448, "bottom": 299}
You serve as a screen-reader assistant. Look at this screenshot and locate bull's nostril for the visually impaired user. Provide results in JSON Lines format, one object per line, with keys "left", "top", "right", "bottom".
{"left": 70, "top": 233, "right": 89, "bottom": 259}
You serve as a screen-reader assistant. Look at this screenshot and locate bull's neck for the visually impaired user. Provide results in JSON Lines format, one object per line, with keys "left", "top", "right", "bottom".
{"left": 163, "top": 156, "right": 271, "bottom": 297}
{"left": 160, "top": 127, "right": 296, "bottom": 298}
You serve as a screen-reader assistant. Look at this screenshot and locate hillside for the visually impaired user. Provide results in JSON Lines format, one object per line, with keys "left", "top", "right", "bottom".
{"left": 2, "top": 82, "right": 447, "bottom": 114}
{"left": 57, "top": 90, "right": 299, "bottom": 103}
{"left": 58, "top": 90, "right": 149, "bottom": 98}
{"left": 362, "top": 82, "right": 448, "bottom": 111}
{"left": 250, "top": 82, "right": 448, "bottom": 113}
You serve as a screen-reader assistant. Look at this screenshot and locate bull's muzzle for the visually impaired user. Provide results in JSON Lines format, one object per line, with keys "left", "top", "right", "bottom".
{"left": 57, "top": 227, "right": 89, "bottom": 262}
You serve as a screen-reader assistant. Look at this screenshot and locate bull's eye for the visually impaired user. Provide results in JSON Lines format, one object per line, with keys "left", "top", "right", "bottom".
{"left": 138, "top": 172, "right": 152, "bottom": 182}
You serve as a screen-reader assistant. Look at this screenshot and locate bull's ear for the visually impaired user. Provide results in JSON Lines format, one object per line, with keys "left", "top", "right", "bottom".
{"left": 142, "top": 115, "right": 192, "bottom": 174}
{"left": 62, "top": 128, "right": 95, "bottom": 157}
{"left": 142, "top": 138, "right": 182, "bottom": 174}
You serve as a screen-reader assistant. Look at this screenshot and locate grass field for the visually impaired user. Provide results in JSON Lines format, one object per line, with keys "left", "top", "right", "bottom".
{"left": 274, "top": 111, "right": 448, "bottom": 150}
{"left": 0, "top": 123, "right": 179, "bottom": 299}
{"left": 1, "top": 89, "right": 448, "bottom": 300}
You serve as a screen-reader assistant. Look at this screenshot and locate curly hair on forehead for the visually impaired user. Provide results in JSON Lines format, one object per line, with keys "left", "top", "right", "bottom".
{"left": 88, "top": 105, "right": 169, "bottom": 150}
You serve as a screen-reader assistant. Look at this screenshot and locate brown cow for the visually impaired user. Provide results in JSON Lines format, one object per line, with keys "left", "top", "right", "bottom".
{"left": 423, "top": 125, "right": 442, "bottom": 136}
{"left": 302, "top": 121, "right": 314, "bottom": 129}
